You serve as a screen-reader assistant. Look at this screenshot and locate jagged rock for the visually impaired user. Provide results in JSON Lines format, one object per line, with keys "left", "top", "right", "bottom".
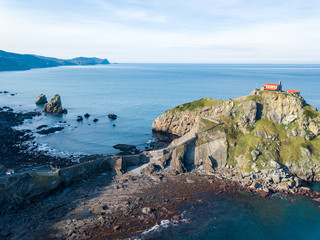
{"left": 43, "top": 94, "right": 67, "bottom": 114}
{"left": 108, "top": 113, "right": 117, "bottom": 120}
{"left": 270, "top": 160, "right": 281, "bottom": 169}
{"left": 35, "top": 94, "right": 48, "bottom": 105}
{"left": 152, "top": 99, "right": 233, "bottom": 136}
{"left": 159, "top": 153, "right": 171, "bottom": 168}
{"left": 309, "top": 122, "right": 320, "bottom": 136}
{"left": 272, "top": 173, "right": 281, "bottom": 183}
{"left": 170, "top": 144, "right": 187, "bottom": 173}
{"left": 141, "top": 163, "right": 161, "bottom": 176}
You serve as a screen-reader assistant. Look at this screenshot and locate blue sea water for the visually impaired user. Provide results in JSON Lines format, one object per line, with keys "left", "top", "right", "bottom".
{"left": 139, "top": 192, "right": 320, "bottom": 240}
{"left": 1, "top": 64, "right": 320, "bottom": 239}
{"left": 0, "top": 63, "right": 320, "bottom": 155}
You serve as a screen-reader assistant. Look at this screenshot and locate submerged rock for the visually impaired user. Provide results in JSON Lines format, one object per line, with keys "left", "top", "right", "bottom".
{"left": 35, "top": 94, "right": 48, "bottom": 105}
{"left": 43, "top": 94, "right": 67, "bottom": 114}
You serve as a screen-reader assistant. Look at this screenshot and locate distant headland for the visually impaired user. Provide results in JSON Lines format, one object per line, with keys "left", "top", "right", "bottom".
{"left": 0, "top": 50, "right": 110, "bottom": 72}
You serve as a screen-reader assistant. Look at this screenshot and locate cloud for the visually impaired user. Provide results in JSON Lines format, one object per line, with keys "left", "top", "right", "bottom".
{"left": 0, "top": 0, "right": 320, "bottom": 63}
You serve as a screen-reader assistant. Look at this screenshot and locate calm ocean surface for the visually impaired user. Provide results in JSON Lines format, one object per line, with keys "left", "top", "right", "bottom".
{"left": 1, "top": 64, "right": 320, "bottom": 239}
{"left": 0, "top": 63, "right": 320, "bottom": 155}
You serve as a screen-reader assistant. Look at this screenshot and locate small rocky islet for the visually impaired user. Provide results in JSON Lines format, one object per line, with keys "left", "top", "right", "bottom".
{"left": 1, "top": 87, "right": 320, "bottom": 239}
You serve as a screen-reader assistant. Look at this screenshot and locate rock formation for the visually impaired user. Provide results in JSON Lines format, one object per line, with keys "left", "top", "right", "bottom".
{"left": 35, "top": 94, "right": 47, "bottom": 105}
{"left": 152, "top": 90, "right": 320, "bottom": 185}
{"left": 108, "top": 113, "right": 117, "bottom": 120}
{"left": 43, "top": 94, "right": 67, "bottom": 114}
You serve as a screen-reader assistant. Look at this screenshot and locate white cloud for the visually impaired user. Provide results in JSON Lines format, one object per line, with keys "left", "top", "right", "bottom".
{"left": 0, "top": 0, "right": 320, "bottom": 63}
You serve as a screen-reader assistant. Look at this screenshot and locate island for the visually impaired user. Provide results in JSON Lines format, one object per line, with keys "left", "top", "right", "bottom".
{"left": 0, "top": 50, "right": 110, "bottom": 72}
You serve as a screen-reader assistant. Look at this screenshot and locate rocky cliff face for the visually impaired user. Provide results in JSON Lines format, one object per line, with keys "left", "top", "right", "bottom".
{"left": 152, "top": 98, "right": 233, "bottom": 136}
{"left": 152, "top": 90, "right": 320, "bottom": 183}
{"left": 43, "top": 94, "right": 67, "bottom": 114}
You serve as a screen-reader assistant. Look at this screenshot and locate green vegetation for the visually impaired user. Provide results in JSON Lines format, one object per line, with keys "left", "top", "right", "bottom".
{"left": 232, "top": 99, "right": 241, "bottom": 109}
{"left": 200, "top": 118, "right": 217, "bottom": 132}
{"left": 32, "top": 174, "right": 59, "bottom": 190}
{"left": 196, "top": 134, "right": 212, "bottom": 147}
{"left": 243, "top": 94, "right": 263, "bottom": 103}
{"left": 303, "top": 105, "right": 319, "bottom": 119}
{"left": 168, "top": 98, "right": 223, "bottom": 112}
{"left": 52, "top": 94, "right": 60, "bottom": 101}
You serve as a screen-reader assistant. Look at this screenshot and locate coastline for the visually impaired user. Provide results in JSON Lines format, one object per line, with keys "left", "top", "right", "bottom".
{"left": 1, "top": 88, "right": 320, "bottom": 239}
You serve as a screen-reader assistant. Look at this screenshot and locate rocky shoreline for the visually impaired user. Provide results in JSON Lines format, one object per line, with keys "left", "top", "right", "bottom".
{"left": 2, "top": 88, "right": 320, "bottom": 239}
{"left": 0, "top": 107, "right": 75, "bottom": 170}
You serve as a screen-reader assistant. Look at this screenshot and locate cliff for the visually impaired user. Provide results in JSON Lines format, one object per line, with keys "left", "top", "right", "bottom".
{"left": 152, "top": 89, "right": 320, "bottom": 184}
{"left": 0, "top": 50, "right": 110, "bottom": 72}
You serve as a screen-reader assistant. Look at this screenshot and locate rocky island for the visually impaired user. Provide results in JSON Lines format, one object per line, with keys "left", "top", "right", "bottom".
{"left": 1, "top": 88, "right": 320, "bottom": 239}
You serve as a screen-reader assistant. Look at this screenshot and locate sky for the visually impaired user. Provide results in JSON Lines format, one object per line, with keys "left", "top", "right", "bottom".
{"left": 0, "top": 0, "right": 320, "bottom": 63}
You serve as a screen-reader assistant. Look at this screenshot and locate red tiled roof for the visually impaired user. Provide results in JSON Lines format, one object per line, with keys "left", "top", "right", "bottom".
{"left": 263, "top": 83, "right": 279, "bottom": 87}
{"left": 287, "top": 89, "right": 300, "bottom": 94}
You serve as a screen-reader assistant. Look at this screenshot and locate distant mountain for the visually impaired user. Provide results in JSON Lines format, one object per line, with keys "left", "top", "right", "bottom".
{"left": 0, "top": 50, "right": 110, "bottom": 72}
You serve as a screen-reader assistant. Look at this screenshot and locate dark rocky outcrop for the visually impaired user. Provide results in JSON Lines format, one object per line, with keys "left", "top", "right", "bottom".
{"left": 36, "top": 125, "right": 48, "bottom": 130}
{"left": 108, "top": 113, "right": 117, "bottom": 120}
{"left": 77, "top": 116, "right": 83, "bottom": 122}
{"left": 36, "top": 127, "right": 64, "bottom": 135}
{"left": 113, "top": 144, "right": 140, "bottom": 154}
{"left": 43, "top": 94, "right": 67, "bottom": 114}
{"left": 35, "top": 94, "right": 48, "bottom": 105}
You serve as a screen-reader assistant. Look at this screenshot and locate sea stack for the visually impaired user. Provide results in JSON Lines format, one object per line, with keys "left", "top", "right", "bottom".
{"left": 35, "top": 94, "right": 48, "bottom": 105}
{"left": 43, "top": 94, "right": 67, "bottom": 114}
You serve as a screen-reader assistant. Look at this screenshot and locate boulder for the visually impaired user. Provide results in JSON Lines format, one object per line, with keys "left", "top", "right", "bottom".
{"left": 113, "top": 144, "right": 137, "bottom": 154}
{"left": 270, "top": 160, "right": 281, "bottom": 169}
{"left": 272, "top": 173, "right": 281, "bottom": 183}
{"left": 35, "top": 94, "right": 48, "bottom": 105}
{"left": 77, "top": 116, "right": 83, "bottom": 122}
{"left": 84, "top": 113, "right": 90, "bottom": 118}
{"left": 43, "top": 94, "right": 67, "bottom": 114}
{"left": 93, "top": 118, "right": 99, "bottom": 122}
{"left": 108, "top": 113, "right": 117, "bottom": 120}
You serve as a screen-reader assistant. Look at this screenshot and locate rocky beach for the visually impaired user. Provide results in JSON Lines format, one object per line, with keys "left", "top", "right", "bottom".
{"left": 1, "top": 87, "right": 320, "bottom": 239}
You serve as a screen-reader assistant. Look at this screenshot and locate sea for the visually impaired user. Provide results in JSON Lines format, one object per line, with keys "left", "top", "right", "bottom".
{"left": 1, "top": 63, "right": 320, "bottom": 239}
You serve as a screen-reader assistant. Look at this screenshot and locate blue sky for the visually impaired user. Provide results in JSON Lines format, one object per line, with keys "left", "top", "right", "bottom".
{"left": 0, "top": 0, "right": 320, "bottom": 63}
